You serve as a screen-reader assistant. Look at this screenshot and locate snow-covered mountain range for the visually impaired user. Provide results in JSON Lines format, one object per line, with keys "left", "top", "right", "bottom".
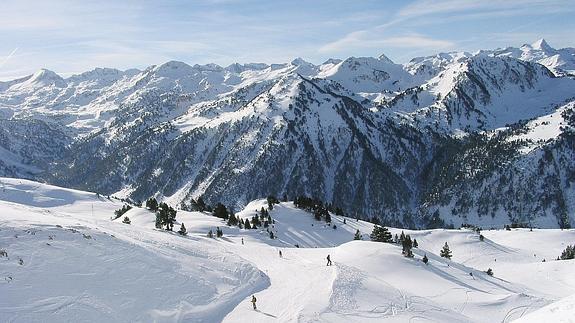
{"left": 0, "top": 39, "right": 574, "bottom": 228}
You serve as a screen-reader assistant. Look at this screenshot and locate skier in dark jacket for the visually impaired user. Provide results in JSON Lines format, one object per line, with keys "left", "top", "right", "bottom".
{"left": 251, "top": 295, "right": 257, "bottom": 310}
{"left": 326, "top": 254, "right": 332, "bottom": 266}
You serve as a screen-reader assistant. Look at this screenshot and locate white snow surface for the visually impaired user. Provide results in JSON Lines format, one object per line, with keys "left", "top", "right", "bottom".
{"left": 1, "top": 178, "right": 574, "bottom": 322}
{"left": 515, "top": 293, "right": 575, "bottom": 323}
{"left": 507, "top": 101, "right": 574, "bottom": 153}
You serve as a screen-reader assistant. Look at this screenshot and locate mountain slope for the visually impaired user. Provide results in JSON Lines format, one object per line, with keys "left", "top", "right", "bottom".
{"left": 0, "top": 40, "right": 574, "bottom": 228}
{"left": 1, "top": 178, "right": 574, "bottom": 322}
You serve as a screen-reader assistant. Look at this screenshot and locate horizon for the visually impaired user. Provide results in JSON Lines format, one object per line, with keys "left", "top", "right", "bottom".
{"left": 0, "top": 37, "right": 564, "bottom": 82}
{"left": 1, "top": 0, "right": 574, "bottom": 81}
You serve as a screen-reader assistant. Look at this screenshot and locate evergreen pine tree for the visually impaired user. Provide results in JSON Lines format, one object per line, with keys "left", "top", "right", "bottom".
{"left": 354, "top": 229, "right": 362, "bottom": 240}
{"left": 207, "top": 229, "right": 213, "bottom": 238}
{"left": 168, "top": 206, "right": 176, "bottom": 231}
{"left": 269, "top": 231, "right": 275, "bottom": 239}
{"left": 251, "top": 215, "right": 260, "bottom": 228}
{"left": 122, "top": 216, "right": 131, "bottom": 225}
{"left": 196, "top": 196, "right": 207, "bottom": 212}
{"left": 402, "top": 234, "right": 414, "bottom": 257}
{"left": 227, "top": 213, "right": 238, "bottom": 226}
{"left": 178, "top": 223, "right": 187, "bottom": 236}
{"left": 245, "top": 219, "right": 252, "bottom": 229}
{"left": 559, "top": 245, "right": 575, "bottom": 260}
{"left": 486, "top": 268, "right": 493, "bottom": 276}
{"left": 156, "top": 202, "right": 176, "bottom": 231}
{"left": 213, "top": 203, "right": 229, "bottom": 220}
{"left": 155, "top": 213, "right": 162, "bottom": 229}
{"left": 422, "top": 254, "right": 429, "bottom": 264}
{"left": 440, "top": 242, "right": 452, "bottom": 260}
{"left": 114, "top": 204, "right": 132, "bottom": 220}
{"left": 370, "top": 225, "right": 392, "bottom": 242}
{"left": 146, "top": 197, "right": 158, "bottom": 211}
{"left": 413, "top": 239, "right": 418, "bottom": 248}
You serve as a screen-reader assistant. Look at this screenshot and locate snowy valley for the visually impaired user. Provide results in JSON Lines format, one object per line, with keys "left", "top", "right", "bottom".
{"left": 0, "top": 178, "right": 574, "bottom": 322}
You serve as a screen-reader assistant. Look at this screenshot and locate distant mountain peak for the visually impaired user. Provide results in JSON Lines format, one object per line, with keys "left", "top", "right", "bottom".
{"left": 290, "top": 57, "right": 313, "bottom": 66}
{"left": 161, "top": 60, "right": 192, "bottom": 68}
{"left": 322, "top": 58, "right": 342, "bottom": 65}
{"left": 28, "top": 68, "right": 66, "bottom": 87}
{"left": 531, "top": 38, "right": 553, "bottom": 51}
{"left": 378, "top": 53, "right": 395, "bottom": 64}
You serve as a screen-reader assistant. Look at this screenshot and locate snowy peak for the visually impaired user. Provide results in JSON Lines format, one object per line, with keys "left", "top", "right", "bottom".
{"left": 27, "top": 68, "right": 66, "bottom": 88}
{"left": 387, "top": 54, "right": 575, "bottom": 132}
{"left": 404, "top": 51, "right": 472, "bottom": 82}
{"left": 317, "top": 56, "right": 410, "bottom": 93}
{"left": 192, "top": 63, "right": 224, "bottom": 72}
{"left": 289, "top": 57, "right": 318, "bottom": 76}
{"left": 378, "top": 53, "right": 395, "bottom": 64}
{"left": 152, "top": 60, "right": 195, "bottom": 76}
{"left": 290, "top": 57, "right": 312, "bottom": 66}
{"left": 528, "top": 38, "right": 553, "bottom": 52}
{"left": 491, "top": 39, "right": 575, "bottom": 76}
{"left": 226, "top": 62, "right": 269, "bottom": 73}
{"left": 322, "top": 58, "right": 342, "bottom": 65}
{"left": 66, "top": 67, "right": 137, "bottom": 86}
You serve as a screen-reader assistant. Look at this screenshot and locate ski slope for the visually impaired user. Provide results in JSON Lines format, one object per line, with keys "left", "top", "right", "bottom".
{"left": 516, "top": 293, "right": 575, "bottom": 323}
{"left": 1, "top": 178, "right": 574, "bottom": 322}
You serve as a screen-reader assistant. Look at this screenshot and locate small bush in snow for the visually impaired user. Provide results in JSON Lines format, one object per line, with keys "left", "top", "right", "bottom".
{"left": 440, "top": 242, "right": 452, "bottom": 260}
{"left": 113, "top": 204, "right": 132, "bottom": 220}
{"left": 559, "top": 245, "right": 574, "bottom": 260}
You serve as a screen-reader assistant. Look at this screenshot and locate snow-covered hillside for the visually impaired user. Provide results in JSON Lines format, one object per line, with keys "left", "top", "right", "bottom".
{"left": 516, "top": 293, "right": 575, "bottom": 323}
{"left": 1, "top": 178, "right": 574, "bottom": 322}
{"left": 0, "top": 40, "right": 574, "bottom": 228}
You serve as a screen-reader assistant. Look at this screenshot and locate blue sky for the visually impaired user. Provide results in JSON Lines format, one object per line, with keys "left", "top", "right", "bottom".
{"left": 0, "top": 0, "right": 573, "bottom": 80}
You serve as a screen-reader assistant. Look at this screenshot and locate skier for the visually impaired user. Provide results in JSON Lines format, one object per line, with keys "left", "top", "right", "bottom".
{"left": 279, "top": 250, "right": 283, "bottom": 258}
{"left": 326, "top": 254, "right": 332, "bottom": 266}
{"left": 251, "top": 295, "right": 257, "bottom": 310}
{"left": 241, "top": 238, "right": 244, "bottom": 245}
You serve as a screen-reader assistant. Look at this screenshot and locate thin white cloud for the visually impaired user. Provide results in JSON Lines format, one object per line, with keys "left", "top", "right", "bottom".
{"left": 319, "top": 32, "right": 454, "bottom": 53}
{"left": 380, "top": 36, "right": 454, "bottom": 49}
{"left": 319, "top": 0, "right": 572, "bottom": 57}
{"left": 0, "top": 48, "right": 18, "bottom": 70}
{"left": 398, "top": 0, "right": 571, "bottom": 18}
